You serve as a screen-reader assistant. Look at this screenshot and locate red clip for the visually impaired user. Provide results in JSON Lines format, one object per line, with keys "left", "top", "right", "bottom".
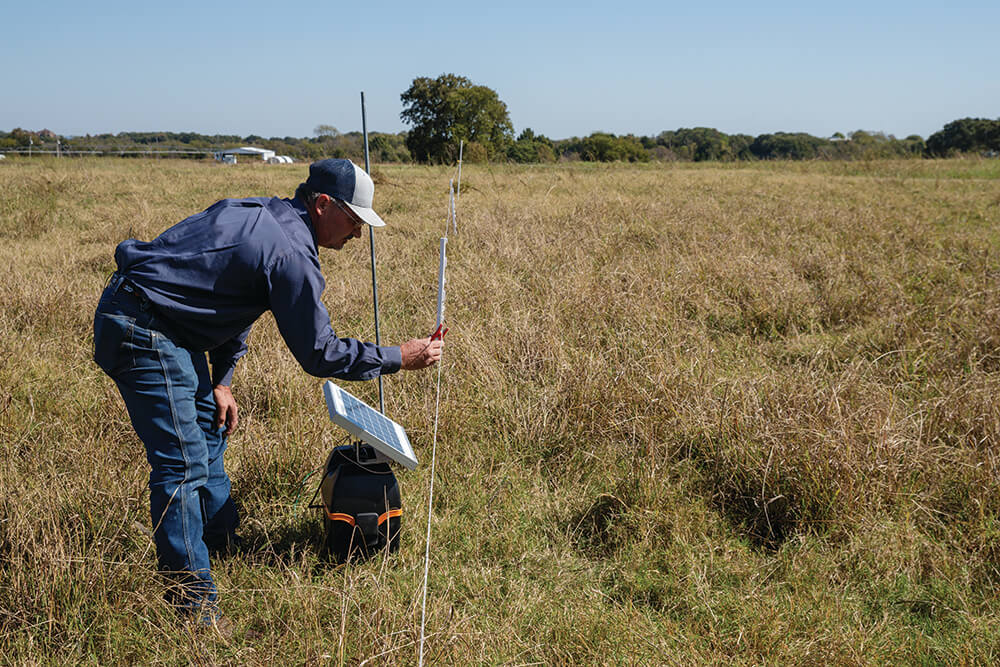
{"left": 430, "top": 324, "right": 449, "bottom": 341}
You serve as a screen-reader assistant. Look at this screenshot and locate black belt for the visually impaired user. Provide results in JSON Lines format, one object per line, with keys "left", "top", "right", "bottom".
{"left": 109, "top": 272, "right": 153, "bottom": 309}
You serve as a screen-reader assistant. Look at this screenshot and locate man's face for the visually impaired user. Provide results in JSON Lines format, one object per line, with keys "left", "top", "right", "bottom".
{"left": 314, "top": 194, "right": 365, "bottom": 250}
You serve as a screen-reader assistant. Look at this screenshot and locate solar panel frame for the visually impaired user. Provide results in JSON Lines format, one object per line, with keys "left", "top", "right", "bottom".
{"left": 322, "top": 381, "right": 418, "bottom": 470}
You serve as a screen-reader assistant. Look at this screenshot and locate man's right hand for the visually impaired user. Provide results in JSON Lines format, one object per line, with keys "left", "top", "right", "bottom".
{"left": 400, "top": 337, "right": 444, "bottom": 370}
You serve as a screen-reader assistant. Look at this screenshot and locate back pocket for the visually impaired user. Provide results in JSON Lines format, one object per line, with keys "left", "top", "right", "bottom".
{"left": 93, "top": 312, "right": 134, "bottom": 374}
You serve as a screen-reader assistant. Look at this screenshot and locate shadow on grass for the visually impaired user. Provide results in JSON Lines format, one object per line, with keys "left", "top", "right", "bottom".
{"left": 569, "top": 493, "right": 630, "bottom": 559}
{"left": 212, "top": 503, "right": 333, "bottom": 574}
{"left": 684, "top": 435, "right": 803, "bottom": 552}
{"left": 710, "top": 483, "right": 797, "bottom": 551}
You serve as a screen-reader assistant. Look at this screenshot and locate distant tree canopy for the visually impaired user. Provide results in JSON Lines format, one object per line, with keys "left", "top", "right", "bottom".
{"left": 400, "top": 74, "right": 514, "bottom": 163}
{"left": 656, "top": 127, "right": 754, "bottom": 161}
{"left": 314, "top": 124, "right": 340, "bottom": 138}
{"left": 558, "top": 133, "right": 649, "bottom": 162}
{"left": 926, "top": 118, "right": 1000, "bottom": 157}
{"left": 749, "top": 132, "right": 829, "bottom": 160}
{"left": 507, "top": 128, "right": 556, "bottom": 163}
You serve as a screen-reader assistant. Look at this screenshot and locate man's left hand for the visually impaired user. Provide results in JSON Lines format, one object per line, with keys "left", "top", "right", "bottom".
{"left": 214, "top": 385, "right": 239, "bottom": 437}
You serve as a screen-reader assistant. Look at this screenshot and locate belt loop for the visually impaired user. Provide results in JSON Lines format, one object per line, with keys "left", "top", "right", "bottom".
{"left": 108, "top": 273, "right": 151, "bottom": 312}
{"left": 107, "top": 271, "right": 124, "bottom": 294}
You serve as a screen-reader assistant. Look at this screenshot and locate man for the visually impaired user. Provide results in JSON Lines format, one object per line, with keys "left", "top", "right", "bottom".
{"left": 93, "top": 158, "right": 442, "bottom": 625}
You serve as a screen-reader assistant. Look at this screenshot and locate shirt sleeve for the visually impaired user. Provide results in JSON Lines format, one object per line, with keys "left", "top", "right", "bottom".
{"left": 209, "top": 324, "right": 252, "bottom": 386}
{"left": 265, "top": 250, "right": 401, "bottom": 380}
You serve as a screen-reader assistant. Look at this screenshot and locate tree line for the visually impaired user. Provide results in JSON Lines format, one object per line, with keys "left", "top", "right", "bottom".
{"left": 0, "top": 127, "right": 411, "bottom": 163}
{"left": 2, "top": 74, "right": 998, "bottom": 164}
{"left": 397, "top": 74, "right": 999, "bottom": 163}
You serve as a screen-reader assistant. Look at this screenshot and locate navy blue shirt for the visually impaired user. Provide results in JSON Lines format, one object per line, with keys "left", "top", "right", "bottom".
{"left": 114, "top": 196, "right": 401, "bottom": 386}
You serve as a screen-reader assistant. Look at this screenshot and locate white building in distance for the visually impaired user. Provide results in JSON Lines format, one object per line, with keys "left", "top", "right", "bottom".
{"left": 214, "top": 146, "right": 293, "bottom": 164}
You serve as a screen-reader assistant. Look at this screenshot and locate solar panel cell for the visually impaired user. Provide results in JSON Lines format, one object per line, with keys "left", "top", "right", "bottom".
{"left": 323, "top": 381, "right": 418, "bottom": 469}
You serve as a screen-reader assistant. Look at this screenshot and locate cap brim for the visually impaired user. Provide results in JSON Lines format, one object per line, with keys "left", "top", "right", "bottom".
{"left": 345, "top": 201, "right": 386, "bottom": 227}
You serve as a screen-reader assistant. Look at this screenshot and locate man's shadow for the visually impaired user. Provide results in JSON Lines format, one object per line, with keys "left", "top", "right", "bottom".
{"left": 212, "top": 496, "right": 335, "bottom": 571}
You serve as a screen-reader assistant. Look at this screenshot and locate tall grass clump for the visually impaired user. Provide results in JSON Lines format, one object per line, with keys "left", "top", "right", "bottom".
{"left": 1, "top": 156, "right": 998, "bottom": 664}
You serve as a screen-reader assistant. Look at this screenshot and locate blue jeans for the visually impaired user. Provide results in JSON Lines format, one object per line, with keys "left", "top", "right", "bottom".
{"left": 93, "top": 273, "right": 238, "bottom": 610}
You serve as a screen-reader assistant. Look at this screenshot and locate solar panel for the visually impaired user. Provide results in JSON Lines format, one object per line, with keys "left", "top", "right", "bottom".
{"left": 323, "top": 381, "right": 418, "bottom": 470}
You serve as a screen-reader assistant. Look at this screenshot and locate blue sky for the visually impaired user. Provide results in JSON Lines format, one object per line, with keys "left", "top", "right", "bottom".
{"left": 2, "top": 1, "right": 997, "bottom": 140}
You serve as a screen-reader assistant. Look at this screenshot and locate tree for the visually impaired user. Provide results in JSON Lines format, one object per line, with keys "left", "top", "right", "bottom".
{"left": 314, "top": 124, "right": 340, "bottom": 138}
{"left": 10, "top": 128, "right": 35, "bottom": 146}
{"left": 926, "top": 118, "right": 1000, "bottom": 157}
{"left": 369, "top": 133, "right": 412, "bottom": 163}
{"left": 652, "top": 128, "right": 753, "bottom": 162}
{"left": 749, "top": 132, "right": 828, "bottom": 160}
{"left": 508, "top": 128, "right": 556, "bottom": 163}
{"left": 400, "top": 74, "right": 514, "bottom": 163}
{"left": 730, "top": 133, "right": 755, "bottom": 160}
{"left": 668, "top": 127, "right": 731, "bottom": 161}
{"left": 560, "top": 133, "right": 648, "bottom": 162}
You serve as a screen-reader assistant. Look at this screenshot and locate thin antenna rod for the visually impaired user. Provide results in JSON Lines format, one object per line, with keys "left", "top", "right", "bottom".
{"left": 448, "top": 179, "right": 456, "bottom": 236}
{"left": 361, "top": 91, "right": 385, "bottom": 414}
{"left": 440, "top": 181, "right": 452, "bottom": 327}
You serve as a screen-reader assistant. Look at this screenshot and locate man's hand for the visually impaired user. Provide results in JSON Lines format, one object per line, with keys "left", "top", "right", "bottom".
{"left": 400, "top": 337, "right": 444, "bottom": 370}
{"left": 213, "top": 385, "right": 239, "bottom": 437}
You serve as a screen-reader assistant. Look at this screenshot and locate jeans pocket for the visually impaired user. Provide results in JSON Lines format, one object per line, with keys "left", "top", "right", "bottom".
{"left": 93, "top": 312, "right": 134, "bottom": 374}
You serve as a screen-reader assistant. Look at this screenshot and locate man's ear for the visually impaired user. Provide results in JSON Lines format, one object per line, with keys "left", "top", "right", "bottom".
{"left": 315, "top": 193, "right": 334, "bottom": 215}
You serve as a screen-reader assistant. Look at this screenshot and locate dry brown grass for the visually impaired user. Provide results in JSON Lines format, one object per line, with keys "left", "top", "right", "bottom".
{"left": 1, "top": 156, "right": 999, "bottom": 664}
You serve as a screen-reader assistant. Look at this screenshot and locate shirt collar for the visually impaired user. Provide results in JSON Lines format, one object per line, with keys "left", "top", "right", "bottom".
{"left": 289, "top": 196, "right": 317, "bottom": 247}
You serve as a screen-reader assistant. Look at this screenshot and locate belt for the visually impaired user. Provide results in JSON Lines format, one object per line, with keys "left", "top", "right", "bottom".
{"left": 119, "top": 279, "right": 149, "bottom": 305}
{"left": 107, "top": 271, "right": 153, "bottom": 310}
{"left": 105, "top": 272, "right": 191, "bottom": 347}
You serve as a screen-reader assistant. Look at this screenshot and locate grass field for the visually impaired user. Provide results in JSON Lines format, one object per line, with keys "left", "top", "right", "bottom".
{"left": 1, "top": 156, "right": 999, "bottom": 665}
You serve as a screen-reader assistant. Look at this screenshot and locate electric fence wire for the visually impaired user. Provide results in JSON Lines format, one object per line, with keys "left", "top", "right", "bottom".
{"left": 418, "top": 175, "right": 456, "bottom": 666}
{"left": 417, "top": 336, "right": 444, "bottom": 667}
